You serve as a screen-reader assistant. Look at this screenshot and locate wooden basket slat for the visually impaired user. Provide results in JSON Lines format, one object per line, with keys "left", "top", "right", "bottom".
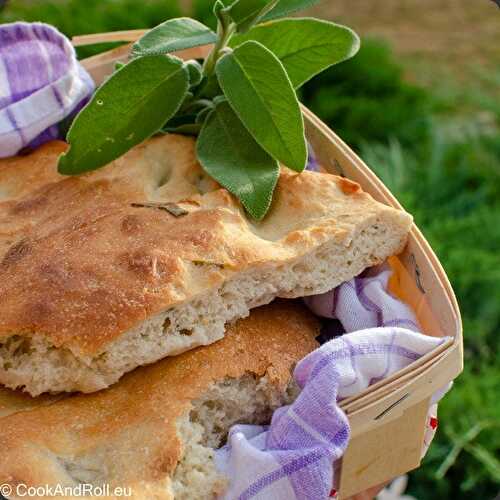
{"left": 340, "top": 336, "right": 453, "bottom": 410}
{"left": 72, "top": 29, "right": 147, "bottom": 46}
{"left": 344, "top": 346, "right": 452, "bottom": 416}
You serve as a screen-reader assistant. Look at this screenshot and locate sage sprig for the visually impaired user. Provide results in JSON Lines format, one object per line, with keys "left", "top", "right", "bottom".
{"left": 58, "top": 0, "right": 360, "bottom": 219}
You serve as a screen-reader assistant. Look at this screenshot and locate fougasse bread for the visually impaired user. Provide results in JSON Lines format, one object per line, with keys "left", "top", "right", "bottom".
{"left": 0, "top": 301, "right": 319, "bottom": 500}
{"left": 0, "top": 134, "right": 412, "bottom": 395}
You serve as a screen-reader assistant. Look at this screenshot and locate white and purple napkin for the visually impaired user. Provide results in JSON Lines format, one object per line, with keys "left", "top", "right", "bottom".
{"left": 0, "top": 22, "right": 94, "bottom": 157}
{"left": 215, "top": 269, "right": 450, "bottom": 500}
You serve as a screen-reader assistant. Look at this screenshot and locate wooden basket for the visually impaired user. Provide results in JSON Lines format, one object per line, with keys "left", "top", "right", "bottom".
{"left": 77, "top": 34, "right": 463, "bottom": 499}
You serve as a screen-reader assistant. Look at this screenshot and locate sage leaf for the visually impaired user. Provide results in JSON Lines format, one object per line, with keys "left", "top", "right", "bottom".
{"left": 58, "top": 55, "right": 189, "bottom": 175}
{"left": 162, "top": 114, "right": 198, "bottom": 134}
{"left": 114, "top": 61, "right": 126, "bottom": 72}
{"left": 230, "top": 18, "right": 360, "bottom": 88}
{"left": 228, "top": 0, "right": 279, "bottom": 33}
{"left": 197, "top": 101, "right": 279, "bottom": 220}
{"left": 213, "top": 0, "right": 226, "bottom": 18}
{"left": 262, "top": 0, "right": 321, "bottom": 21}
{"left": 185, "top": 59, "right": 203, "bottom": 86}
{"left": 164, "top": 123, "right": 201, "bottom": 135}
{"left": 132, "top": 18, "right": 217, "bottom": 57}
{"left": 198, "top": 75, "right": 222, "bottom": 98}
{"left": 196, "top": 106, "right": 213, "bottom": 124}
{"left": 213, "top": 0, "right": 232, "bottom": 29}
{"left": 216, "top": 40, "right": 306, "bottom": 171}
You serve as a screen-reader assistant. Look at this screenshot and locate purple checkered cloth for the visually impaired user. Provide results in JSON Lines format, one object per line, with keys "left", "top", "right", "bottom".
{"left": 0, "top": 22, "right": 94, "bottom": 157}
{"left": 215, "top": 269, "right": 450, "bottom": 499}
{"left": 305, "top": 143, "right": 320, "bottom": 172}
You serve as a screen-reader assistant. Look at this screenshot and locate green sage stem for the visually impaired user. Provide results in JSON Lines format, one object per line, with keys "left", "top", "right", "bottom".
{"left": 202, "top": 19, "right": 235, "bottom": 77}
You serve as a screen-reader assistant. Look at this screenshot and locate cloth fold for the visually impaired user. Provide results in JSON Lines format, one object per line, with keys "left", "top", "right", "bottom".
{"left": 304, "top": 267, "right": 420, "bottom": 333}
{"left": 215, "top": 270, "right": 450, "bottom": 500}
{"left": 0, "top": 22, "right": 94, "bottom": 157}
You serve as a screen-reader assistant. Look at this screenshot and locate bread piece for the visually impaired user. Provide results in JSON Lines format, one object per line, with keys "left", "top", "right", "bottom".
{"left": 0, "top": 386, "right": 62, "bottom": 418}
{"left": 0, "top": 300, "right": 319, "bottom": 499}
{"left": 0, "top": 135, "right": 412, "bottom": 395}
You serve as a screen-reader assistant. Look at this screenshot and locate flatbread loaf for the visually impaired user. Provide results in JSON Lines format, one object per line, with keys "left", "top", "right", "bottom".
{"left": 0, "top": 134, "right": 412, "bottom": 395}
{"left": 0, "top": 301, "right": 319, "bottom": 500}
{"left": 0, "top": 385, "right": 61, "bottom": 419}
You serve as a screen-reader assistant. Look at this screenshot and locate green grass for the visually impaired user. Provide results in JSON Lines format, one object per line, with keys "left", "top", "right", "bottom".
{"left": 1, "top": 2, "right": 499, "bottom": 497}
{"left": 301, "top": 40, "right": 434, "bottom": 149}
